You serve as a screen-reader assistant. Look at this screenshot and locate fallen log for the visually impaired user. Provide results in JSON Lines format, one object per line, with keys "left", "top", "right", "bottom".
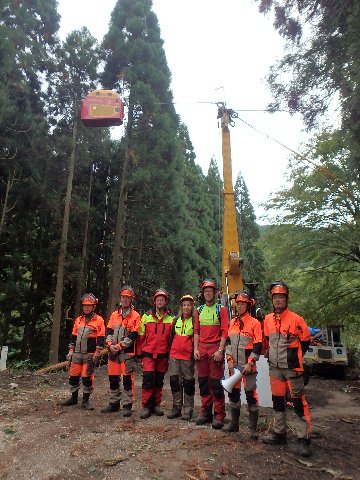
{"left": 34, "top": 349, "right": 108, "bottom": 374}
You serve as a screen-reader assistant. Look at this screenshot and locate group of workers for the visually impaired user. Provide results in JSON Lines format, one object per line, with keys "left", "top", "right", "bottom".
{"left": 61, "top": 278, "right": 312, "bottom": 458}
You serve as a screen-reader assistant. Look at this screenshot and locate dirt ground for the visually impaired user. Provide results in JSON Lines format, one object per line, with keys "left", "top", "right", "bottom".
{"left": 1, "top": 364, "right": 360, "bottom": 480}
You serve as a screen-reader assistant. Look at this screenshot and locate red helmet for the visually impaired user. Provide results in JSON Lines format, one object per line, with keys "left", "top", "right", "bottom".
{"left": 120, "top": 285, "right": 135, "bottom": 298}
{"left": 179, "top": 294, "right": 195, "bottom": 304}
{"left": 270, "top": 281, "right": 289, "bottom": 296}
{"left": 234, "top": 290, "right": 254, "bottom": 305}
{"left": 200, "top": 278, "right": 217, "bottom": 291}
{"left": 153, "top": 289, "right": 169, "bottom": 302}
{"left": 81, "top": 293, "right": 98, "bottom": 306}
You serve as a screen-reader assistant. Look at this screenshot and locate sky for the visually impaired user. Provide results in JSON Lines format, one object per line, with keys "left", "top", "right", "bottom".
{"left": 57, "top": 0, "right": 309, "bottom": 220}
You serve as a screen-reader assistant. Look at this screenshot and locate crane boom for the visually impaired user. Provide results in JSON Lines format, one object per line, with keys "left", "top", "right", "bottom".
{"left": 218, "top": 103, "right": 243, "bottom": 300}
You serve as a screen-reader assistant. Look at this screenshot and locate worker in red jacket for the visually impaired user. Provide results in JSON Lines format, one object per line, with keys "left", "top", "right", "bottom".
{"left": 262, "top": 281, "right": 312, "bottom": 457}
{"left": 167, "top": 294, "right": 196, "bottom": 421}
{"left": 101, "top": 285, "right": 140, "bottom": 417}
{"left": 194, "top": 279, "right": 228, "bottom": 429}
{"left": 137, "top": 289, "right": 173, "bottom": 419}
{"left": 223, "top": 290, "right": 262, "bottom": 438}
{"left": 61, "top": 293, "right": 105, "bottom": 410}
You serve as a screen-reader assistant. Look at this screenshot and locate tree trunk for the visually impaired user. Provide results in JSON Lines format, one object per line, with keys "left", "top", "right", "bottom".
{"left": 49, "top": 102, "right": 79, "bottom": 364}
{"left": 74, "top": 165, "right": 93, "bottom": 319}
{"left": 106, "top": 147, "right": 130, "bottom": 320}
{"left": 0, "top": 167, "right": 15, "bottom": 241}
{"left": 106, "top": 103, "right": 133, "bottom": 320}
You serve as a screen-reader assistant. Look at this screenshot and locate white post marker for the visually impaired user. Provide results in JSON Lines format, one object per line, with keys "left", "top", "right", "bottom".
{"left": 0, "top": 346, "right": 9, "bottom": 371}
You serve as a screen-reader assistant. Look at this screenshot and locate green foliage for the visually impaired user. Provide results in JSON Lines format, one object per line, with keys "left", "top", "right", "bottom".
{"left": 255, "top": 0, "right": 360, "bottom": 169}
{"left": 259, "top": 130, "right": 360, "bottom": 332}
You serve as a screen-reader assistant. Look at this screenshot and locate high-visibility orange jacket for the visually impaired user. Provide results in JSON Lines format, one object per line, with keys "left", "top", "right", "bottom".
{"left": 137, "top": 309, "right": 173, "bottom": 358}
{"left": 264, "top": 308, "right": 311, "bottom": 372}
{"left": 70, "top": 313, "right": 105, "bottom": 354}
{"left": 226, "top": 312, "right": 262, "bottom": 366}
{"left": 106, "top": 307, "right": 141, "bottom": 356}
{"left": 194, "top": 303, "right": 228, "bottom": 343}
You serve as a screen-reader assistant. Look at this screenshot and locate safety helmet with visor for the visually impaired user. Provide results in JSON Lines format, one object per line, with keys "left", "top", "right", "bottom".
{"left": 81, "top": 293, "right": 98, "bottom": 305}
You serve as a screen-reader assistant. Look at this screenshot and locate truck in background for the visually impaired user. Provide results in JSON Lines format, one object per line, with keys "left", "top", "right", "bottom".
{"left": 304, "top": 324, "right": 348, "bottom": 379}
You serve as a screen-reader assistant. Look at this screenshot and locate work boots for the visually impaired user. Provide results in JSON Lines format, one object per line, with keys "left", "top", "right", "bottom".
{"left": 181, "top": 409, "right": 193, "bottom": 421}
{"left": 123, "top": 405, "right": 132, "bottom": 417}
{"left": 167, "top": 407, "right": 182, "bottom": 419}
{"left": 262, "top": 431, "right": 287, "bottom": 445}
{"left": 100, "top": 402, "right": 120, "bottom": 413}
{"left": 298, "top": 438, "right": 312, "bottom": 457}
{"left": 81, "top": 393, "right": 94, "bottom": 410}
{"left": 195, "top": 414, "right": 213, "bottom": 425}
{"left": 248, "top": 409, "right": 259, "bottom": 440}
{"left": 153, "top": 406, "right": 164, "bottom": 416}
{"left": 223, "top": 408, "right": 240, "bottom": 433}
{"left": 212, "top": 418, "right": 224, "bottom": 430}
{"left": 140, "top": 408, "right": 151, "bottom": 419}
{"left": 61, "top": 392, "right": 78, "bottom": 406}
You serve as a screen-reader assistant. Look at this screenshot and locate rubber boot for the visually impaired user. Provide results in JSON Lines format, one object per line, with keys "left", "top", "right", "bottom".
{"left": 123, "top": 404, "right": 132, "bottom": 417}
{"left": 223, "top": 408, "right": 240, "bottom": 433}
{"left": 298, "top": 438, "right": 312, "bottom": 457}
{"left": 100, "top": 402, "right": 120, "bottom": 413}
{"left": 81, "top": 393, "right": 94, "bottom": 410}
{"left": 262, "top": 431, "right": 287, "bottom": 445}
{"left": 61, "top": 392, "right": 78, "bottom": 406}
{"left": 248, "top": 409, "right": 259, "bottom": 439}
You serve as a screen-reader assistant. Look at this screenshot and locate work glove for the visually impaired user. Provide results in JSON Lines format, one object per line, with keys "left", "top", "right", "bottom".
{"left": 66, "top": 350, "right": 73, "bottom": 362}
{"left": 109, "top": 344, "right": 121, "bottom": 355}
{"left": 120, "top": 337, "right": 133, "bottom": 348}
{"left": 93, "top": 350, "right": 101, "bottom": 365}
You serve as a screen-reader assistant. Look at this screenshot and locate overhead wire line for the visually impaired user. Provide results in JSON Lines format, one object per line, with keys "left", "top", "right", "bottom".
{"left": 235, "top": 114, "right": 357, "bottom": 204}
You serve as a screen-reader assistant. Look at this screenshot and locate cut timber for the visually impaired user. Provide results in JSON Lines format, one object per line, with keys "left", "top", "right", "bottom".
{"left": 35, "top": 349, "right": 108, "bottom": 374}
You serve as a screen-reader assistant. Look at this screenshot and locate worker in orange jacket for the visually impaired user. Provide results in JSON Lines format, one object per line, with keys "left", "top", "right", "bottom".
{"left": 167, "top": 294, "right": 196, "bottom": 421}
{"left": 194, "top": 279, "right": 229, "bottom": 429}
{"left": 101, "top": 285, "right": 140, "bottom": 417}
{"left": 137, "top": 289, "right": 173, "bottom": 419}
{"left": 262, "top": 281, "right": 312, "bottom": 457}
{"left": 61, "top": 293, "right": 105, "bottom": 410}
{"left": 223, "top": 290, "right": 262, "bottom": 438}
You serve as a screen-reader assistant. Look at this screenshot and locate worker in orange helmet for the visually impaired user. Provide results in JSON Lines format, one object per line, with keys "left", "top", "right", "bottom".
{"left": 167, "top": 295, "right": 196, "bottom": 421}
{"left": 101, "top": 285, "right": 140, "bottom": 417}
{"left": 223, "top": 290, "right": 262, "bottom": 438}
{"left": 194, "top": 278, "right": 229, "bottom": 429}
{"left": 262, "top": 281, "right": 312, "bottom": 457}
{"left": 137, "top": 289, "right": 173, "bottom": 419}
{"left": 61, "top": 293, "right": 105, "bottom": 410}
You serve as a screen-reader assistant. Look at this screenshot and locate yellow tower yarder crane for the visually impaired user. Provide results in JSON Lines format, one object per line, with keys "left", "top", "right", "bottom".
{"left": 217, "top": 103, "right": 243, "bottom": 306}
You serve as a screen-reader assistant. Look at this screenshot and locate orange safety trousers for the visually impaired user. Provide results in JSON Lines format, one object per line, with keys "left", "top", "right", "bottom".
{"left": 69, "top": 353, "right": 94, "bottom": 395}
{"left": 269, "top": 368, "right": 311, "bottom": 439}
{"left": 107, "top": 358, "right": 135, "bottom": 405}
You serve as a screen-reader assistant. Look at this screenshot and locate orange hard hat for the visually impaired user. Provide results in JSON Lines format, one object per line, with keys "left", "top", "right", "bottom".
{"left": 153, "top": 289, "right": 169, "bottom": 302}
{"left": 234, "top": 290, "right": 254, "bottom": 305}
{"left": 179, "top": 294, "right": 195, "bottom": 304}
{"left": 81, "top": 293, "right": 98, "bottom": 305}
{"left": 200, "top": 278, "right": 217, "bottom": 291}
{"left": 120, "top": 285, "right": 135, "bottom": 298}
{"left": 270, "top": 281, "right": 289, "bottom": 296}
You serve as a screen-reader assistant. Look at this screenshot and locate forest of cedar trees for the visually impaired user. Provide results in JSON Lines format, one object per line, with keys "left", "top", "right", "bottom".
{"left": 1, "top": 0, "right": 359, "bottom": 369}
